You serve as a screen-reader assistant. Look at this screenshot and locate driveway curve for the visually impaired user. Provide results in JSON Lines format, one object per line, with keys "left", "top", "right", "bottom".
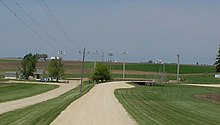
{"left": 51, "top": 81, "right": 137, "bottom": 125}
{"left": 0, "top": 80, "right": 79, "bottom": 114}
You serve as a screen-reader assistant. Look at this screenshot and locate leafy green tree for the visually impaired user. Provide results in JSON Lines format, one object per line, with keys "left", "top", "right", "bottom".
{"left": 215, "top": 44, "right": 220, "bottom": 72}
{"left": 48, "top": 58, "right": 64, "bottom": 82}
{"left": 90, "top": 63, "right": 111, "bottom": 83}
{"left": 21, "top": 53, "right": 37, "bottom": 80}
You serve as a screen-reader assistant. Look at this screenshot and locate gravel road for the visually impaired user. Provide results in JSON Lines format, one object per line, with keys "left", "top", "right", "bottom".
{"left": 0, "top": 80, "right": 79, "bottom": 114}
{"left": 51, "top": 81, "right": 137, "bottom": 125}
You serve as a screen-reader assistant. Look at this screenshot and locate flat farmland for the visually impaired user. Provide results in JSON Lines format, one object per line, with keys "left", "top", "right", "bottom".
{"left": 0, "top": 59, "right": 216, "bottom": 80}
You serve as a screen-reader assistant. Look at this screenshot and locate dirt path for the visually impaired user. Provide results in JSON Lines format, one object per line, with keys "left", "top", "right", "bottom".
{"left": 0, "top": 80, "right": 79, "bottom": 114}
{"left": 51, "top": 81, "right": 137, "bottom": 125}
{"left": 186, "top": 84, "right": 220, "bottom": 88}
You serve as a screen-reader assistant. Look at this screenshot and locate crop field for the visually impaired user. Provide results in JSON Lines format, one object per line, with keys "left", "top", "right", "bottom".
{"left": 84, "top": 61, "right": 215, "bottom": 74}
{"left": 0, "top": 59, "right": 215, "bottom": 78}
{"left": 110, "top": 63, "right": 215, "bottom": 74}
{"left": 0, "top": 83, "right": 58, "bottom": 103}
{"left": 115, "top": 84, "right": 220, "bottom": 125}
{"left": 0, "top": 83, "right": 94, "bottom": 125}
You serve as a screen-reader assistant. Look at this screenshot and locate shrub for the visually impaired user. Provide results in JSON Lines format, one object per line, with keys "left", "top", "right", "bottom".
{"left": 90, "top": 63, "right": 111, "bottom": 83}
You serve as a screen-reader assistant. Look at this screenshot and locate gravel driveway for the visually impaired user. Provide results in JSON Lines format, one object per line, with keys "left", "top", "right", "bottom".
{"left": 51, "top": 81, "right": 137, "bottom": 125}
{"left": 0, "top": 80, "right": 79, "bottom": 114}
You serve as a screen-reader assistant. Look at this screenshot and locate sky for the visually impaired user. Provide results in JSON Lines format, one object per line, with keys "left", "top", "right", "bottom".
{"left": 1, "top": 0, "right": 220, "bottom": 64}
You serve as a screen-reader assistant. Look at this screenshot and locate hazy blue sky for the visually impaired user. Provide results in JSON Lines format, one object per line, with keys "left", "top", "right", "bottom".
{"left": 1, "top": 0, "right": 220, "bottom": 64}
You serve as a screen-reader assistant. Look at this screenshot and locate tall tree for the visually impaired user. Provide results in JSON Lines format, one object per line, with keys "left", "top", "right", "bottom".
{"left": 48, "top": 58, "right": 64, "bottom": 82}
{"left": 21, "top": 53, "right": 37, "bottom": 79}
{"left": 215, "top": 44, "right": 220, "bottom": 72}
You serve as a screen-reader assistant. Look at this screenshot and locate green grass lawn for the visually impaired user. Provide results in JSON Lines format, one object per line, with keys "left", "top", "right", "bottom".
{"left": 115, "top": 84, "right": 220, "bottom": 125}
{"left": 182, "top": 74, "right": 220, "bottom": 84}
{"left": 0, "top": 83, "right": 58, "bottom": 103}
{"left": 0, "top": 83, "right": 94, "bottom": 125}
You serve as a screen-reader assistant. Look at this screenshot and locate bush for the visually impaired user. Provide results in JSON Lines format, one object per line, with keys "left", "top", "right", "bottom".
{"left": 90, "top": 63, "right": 111, "bottom": 83}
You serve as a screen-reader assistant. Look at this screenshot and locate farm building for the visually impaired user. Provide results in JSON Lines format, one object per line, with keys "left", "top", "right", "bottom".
{"left": 5, "top": 72, "right": 17, "bottom": 79}
{"left": 33, "top": 69, "right": 45, "bottom": 79}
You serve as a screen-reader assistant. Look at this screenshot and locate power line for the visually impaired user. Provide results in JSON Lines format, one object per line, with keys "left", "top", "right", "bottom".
{"left": 0, "top": 0, "right": 59, "bottom": 52}
{"left": 13, "top": 0, "right": 62, "bottom": 47}
{"left": 12, "top": 0, "right": 79, "bottom": 58}
{"left": 41, "top": 0, "right": 80, "bottom": 49}
{"left": 12, "top": 0, "right": 78, "bottom": 57}
{"left": 36, "top": 0, "right": 57, "bottom": 26}
{"left": 37, "top": 0, "right": 81, "bottom": 50}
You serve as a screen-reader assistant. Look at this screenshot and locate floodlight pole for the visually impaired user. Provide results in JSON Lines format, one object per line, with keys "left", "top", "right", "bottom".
{"left": 163, "top": 63, "right": 166, "bottom": 83}
{"left": 121, "top": 52, "right": 127, "bottom": 81}
{"left": 123, "top": 61, "right": 125, "bottom": 81}
{"left": 177, "top": 54, "right": 180, "bottom": 82}
{"left": 102, "top": 52, "right": 104, "bottom": 62}
{"left": 58, "top": 50, "right": 65, "bottom": 59}
{"left": 108, "top": 53, "right": 113, "bottom": 71}
{"left": 94, "top": 50, "right": 98, "bottom": 68}
{"left": 80, "top": 48, "right": 86, "bottom": 94}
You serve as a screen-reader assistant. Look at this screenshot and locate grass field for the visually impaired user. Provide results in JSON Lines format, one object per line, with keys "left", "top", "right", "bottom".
{"left": 109, "top": 63, "right": 215, "bottom": 74}
{"left": 182, "top": 74, "right": 220, "bottom": 84}
{"left": 115, "top": 84, "right": 220, "bottom": 125}
{"left": 0, "top": 83, "right": 58, "bottom": 103}
{"left": 0, "top": 83, "right": 94, "bottom": 125}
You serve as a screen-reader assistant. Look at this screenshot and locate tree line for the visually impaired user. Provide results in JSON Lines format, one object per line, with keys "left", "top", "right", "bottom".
{"left": 21, "top": 53, "right": 64, "bottom": 82}
{"left": 20, "top": 53, "right": 112, "bottom": 83}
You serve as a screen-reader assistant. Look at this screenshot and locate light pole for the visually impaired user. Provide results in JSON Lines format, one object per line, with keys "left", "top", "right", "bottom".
{"left": 102, "top": 52, "right": 104, "bottom": 62}
{"left": 93, "top": 50, "right": 98, "bottom": 68}
{"left": 58, "top": 51, "right": 65, "bottom": 59}
{"left": 108, "top": 53, "right": 114, "bottom": 71}
{"left": 121, "top": 52, "right": 128, "bottom": 81}
{"left": 157, "top": 59, "right": 166, "bottom": 84}
{"left": 162, "top": 62, "right": 166, "bottom": 84}
{"left": 176, "top": 54, "right": 180, "bottom": 82}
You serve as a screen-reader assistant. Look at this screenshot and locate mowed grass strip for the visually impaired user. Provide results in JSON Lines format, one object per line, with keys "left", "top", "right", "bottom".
{"left": 115, "top": 84, "right": 220, "bottom": 125}
{"left": 0, "top": 83, "right": 58, "bottom": 103}
{"left": 0, "top": 83, "right": 94, "bottom": 125}
{"left": 182, "top": 74, "right": 220, "bottom": 84}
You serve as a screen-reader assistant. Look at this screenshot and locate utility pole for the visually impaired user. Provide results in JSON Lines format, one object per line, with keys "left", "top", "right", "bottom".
{"left": 93, "top": 50, "right": 98, "bottom": 68}
{"left": 80, "top": 48, "right": 86, "bottom": 94}
{"left": 177, "top": 54, "right": 180, "bottom": 82}
{"left": 102, "top": 52, "right": 104, "bottom": 62}
{"left": 163, "top": 62, "right": 166, "bottom": 83}
{"left": 121, "top": 51, "right": 128, "bottom": 81}
{"left": 108, "top": 53, "right": 114, "bottom": 71}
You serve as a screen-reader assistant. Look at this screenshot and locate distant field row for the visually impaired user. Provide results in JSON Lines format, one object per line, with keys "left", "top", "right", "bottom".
{"left": 0, "top": 59, "right": 216, "bottom": 80}
{"left": 84, "top": 62, "right": 215, "bottom": 74}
